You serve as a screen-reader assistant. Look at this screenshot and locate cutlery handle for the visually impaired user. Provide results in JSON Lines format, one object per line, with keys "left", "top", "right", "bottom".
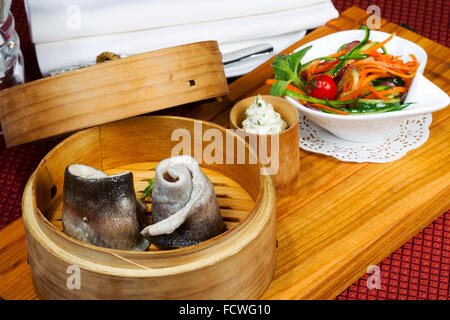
{"left": 222, "top": 43, "right": 273, "bottom": 65}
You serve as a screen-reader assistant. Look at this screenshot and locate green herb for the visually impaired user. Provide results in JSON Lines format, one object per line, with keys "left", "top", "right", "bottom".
{"left": 269, "top": 45, "right": 312, "bottom": 96}
{"left": 140, "top": 178, "right": 155, "bottom": 202}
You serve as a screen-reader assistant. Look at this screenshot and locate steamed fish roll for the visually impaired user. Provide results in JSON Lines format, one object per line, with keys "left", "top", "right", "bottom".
{"left": 141, "top": 155, "right": 224, "bottom": 249}
{"left": 62, "top": 164, "right": 150, "bottom": 251}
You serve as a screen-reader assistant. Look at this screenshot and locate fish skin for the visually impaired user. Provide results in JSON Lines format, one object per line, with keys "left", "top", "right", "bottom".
{"left": 62, "top": 165, "right": 150, "bottom": 251}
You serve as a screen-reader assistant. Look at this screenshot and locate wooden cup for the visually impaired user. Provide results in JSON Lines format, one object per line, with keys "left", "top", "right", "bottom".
{"left": 229, "top": 95, "right": 300, "bottom": 191}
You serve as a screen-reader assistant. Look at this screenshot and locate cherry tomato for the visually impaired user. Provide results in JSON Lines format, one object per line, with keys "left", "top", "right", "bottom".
{"left": 306, "top": 74, "right": 338, "bottom": 100}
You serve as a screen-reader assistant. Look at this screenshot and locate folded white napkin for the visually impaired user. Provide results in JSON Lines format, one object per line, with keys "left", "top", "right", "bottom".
{"left": 33, "top": 2, "right": 338, "bottom": 76}
{"left": 25, "top": 0, "right": 329, "bottom": 43}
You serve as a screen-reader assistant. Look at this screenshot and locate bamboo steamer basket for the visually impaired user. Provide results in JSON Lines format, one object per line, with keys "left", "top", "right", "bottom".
{"left": 22, "top": 115, "right": 276, "bottom": 299}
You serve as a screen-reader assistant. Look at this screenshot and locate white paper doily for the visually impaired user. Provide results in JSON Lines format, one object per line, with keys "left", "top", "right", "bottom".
{"left": 299, "top": 113, "right": 432, "bottom": 163}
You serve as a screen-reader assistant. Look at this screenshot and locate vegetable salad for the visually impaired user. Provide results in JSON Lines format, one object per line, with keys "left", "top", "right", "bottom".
{"left": 267, "top": 26, "right": 419, "bottom": 115}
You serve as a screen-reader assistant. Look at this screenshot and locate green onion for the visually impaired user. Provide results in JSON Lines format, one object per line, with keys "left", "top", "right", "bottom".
{"left": 330, "top": 25, "right": 371, "bottom": 76}
{"left": 284, "top": 89, "right": 355, "bottom": 107}
{"left": 140, "top": 178, "right": 155, "bottom": 201}
{"left": 346, "top": 103, "right": 413, "bottom": 114}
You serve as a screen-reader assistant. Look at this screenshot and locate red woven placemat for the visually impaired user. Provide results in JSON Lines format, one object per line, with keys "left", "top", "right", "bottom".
{"left": 337, "top": 211, "right": 449, "bottom": 300}
{"left": 0, "top": 138, "right": 60, "bottom": 229}
{"left": 333, "top": 0, "right": 449, "bottom": 47}
{"left": 0, "top": 0, "right": 448, "bottom": 300}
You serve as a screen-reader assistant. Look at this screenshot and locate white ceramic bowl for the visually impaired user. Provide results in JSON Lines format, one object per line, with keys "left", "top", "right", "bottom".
{"left": 286, "top": 29, "right": 450, "bottom": 142}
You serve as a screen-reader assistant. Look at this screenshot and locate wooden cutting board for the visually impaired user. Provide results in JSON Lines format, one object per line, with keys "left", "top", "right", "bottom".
{"left": 0, "top": 6, "right": 449, "bottom": 300}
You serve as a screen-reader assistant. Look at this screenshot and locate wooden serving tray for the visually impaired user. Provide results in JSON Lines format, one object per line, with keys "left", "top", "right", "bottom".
{"left": 0, "top": 6, "right": 449, "bottom": 300}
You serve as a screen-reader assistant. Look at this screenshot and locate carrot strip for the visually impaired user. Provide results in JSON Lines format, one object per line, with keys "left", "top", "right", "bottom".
{"left": 337, "top": 71, "right": 391, "bottom": 101}
{"left": 265, "top": 79, "right": 306, "bottom": 95}
{"left": 306, "top": 49, "right": 351, "bottom": 77}
{"left": 404, "top": 78, "right": 412, "bottom": 88}
{"left": 326, "top": 49, "right": 350, "bottom": 58}
{"left": 375, "top": 66, "right": 416, "bottom": 79}
{"left": 348, "top": 77, "right": 355, "bottom": 91}
{"left": 357, "top": 62, "right": 416, "bottom": 79}
{"left": 311, "top": 103, "right": 349, "bottom": 115}
{"left": 376, "top": 86, "right": 408, "bottom": 96}
{"left": 352, "top": 59, "right": 417, "bottom": 72}
{"left": 361, "top": 33, "right": 395, "bottom": 55}
{"left": 361, "top": 73, "right": 394, "bottom": 86}
{"left": 337, "top": 85, "right": 367, "bottom": 101}
{"left": 357, "top": 68, "right": 391, "bottom": 79}
{"left": 265, "top": 79, "right": 349, "bottom": 115}
{"left": 363, "top": 94, "right": 379, "bottom": 99}
{"left": 308, "top": 60, "right": 321, "bottom": 80}
{"left": 265, "top": 79, "right": 277, "bottom": 86}
{"left": 314, "top": 60, "right": 340, "bottom": 74}
{"left": 340, "top": 68, "right": 355, "bottom": 93}
{"left": 286, "top": 84, "right": 306, "bottom": 95}
{"left": 364, "top": 86, "right": 408, "bottom": 99}
{"left": 343, "top": 77, "right": 354, "bottom": 93}
{"left": 368, "top": 86, "right": 391, "bottom": 100}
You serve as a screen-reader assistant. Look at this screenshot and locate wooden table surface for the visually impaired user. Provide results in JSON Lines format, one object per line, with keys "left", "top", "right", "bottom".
{"left": 0, "top": 7, "right": 449, "bottom": 300}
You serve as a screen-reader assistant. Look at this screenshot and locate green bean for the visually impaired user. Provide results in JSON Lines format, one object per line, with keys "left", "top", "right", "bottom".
{"left": 346, "top": 103, "right": 412, "bottom": 114}
{"left": 284, "top": 90, "right": 355, "bottom": 107}
{"left": 330, "top": 26, "right": 371, "bottom": 76}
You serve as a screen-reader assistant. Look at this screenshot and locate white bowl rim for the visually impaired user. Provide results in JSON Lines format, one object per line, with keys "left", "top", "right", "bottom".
{"left": 286, "top": 29, "right": 449, "bottom": 121}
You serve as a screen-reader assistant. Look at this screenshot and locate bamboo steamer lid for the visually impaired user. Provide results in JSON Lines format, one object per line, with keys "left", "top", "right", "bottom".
{"left": 0, "top": 41, "right": 228, "bottom": 148}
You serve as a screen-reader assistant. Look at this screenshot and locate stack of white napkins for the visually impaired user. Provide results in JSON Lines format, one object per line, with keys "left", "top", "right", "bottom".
{"left": 25, "top": 0, "right": 339, "bottom": 77}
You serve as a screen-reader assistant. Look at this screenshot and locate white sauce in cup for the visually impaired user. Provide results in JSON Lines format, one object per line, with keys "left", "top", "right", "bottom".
{"left": 242, "top": 95, "right": 288, "bottom": 134}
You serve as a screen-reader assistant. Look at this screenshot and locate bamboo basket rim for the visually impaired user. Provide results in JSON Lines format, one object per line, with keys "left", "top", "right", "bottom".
{"left": 25, "top": 116, "right": 275, "bottom": 275}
